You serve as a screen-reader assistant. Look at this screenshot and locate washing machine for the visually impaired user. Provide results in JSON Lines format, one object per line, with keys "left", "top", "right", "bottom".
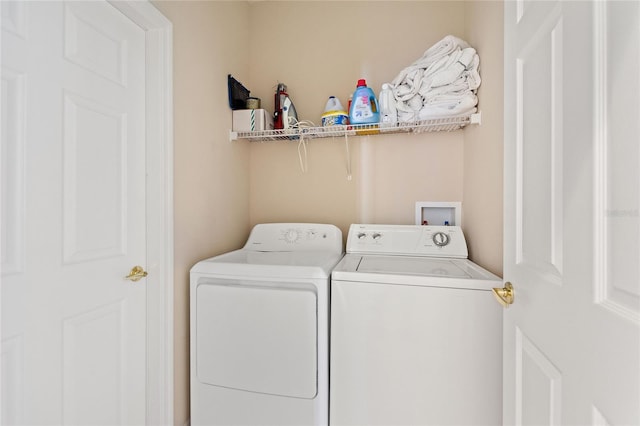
{"left": 190, "top": 223, "right": 343, "bottom": 426}
{"left": 330, "top": 224, "right": 503, "bottom": 426}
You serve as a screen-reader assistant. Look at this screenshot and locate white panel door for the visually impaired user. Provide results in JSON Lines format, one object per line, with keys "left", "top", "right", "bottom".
{"left": 1, "top": 1, "right": 147, "bottom": 424}
{"left": 504, "top": 0, "right": 639, "bottom": 424}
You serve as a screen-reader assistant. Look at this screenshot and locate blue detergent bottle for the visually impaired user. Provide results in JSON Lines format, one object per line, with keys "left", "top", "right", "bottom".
{"left": 349, "top": 79, "right": 380, "bottom": 125}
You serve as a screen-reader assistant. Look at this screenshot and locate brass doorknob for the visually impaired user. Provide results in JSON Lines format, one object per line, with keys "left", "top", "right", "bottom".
{"left": 125, "top": 266, "right": 148, "bottom": 282}
{"left": 492, "top": 282, "right": 514, "bottom": 308}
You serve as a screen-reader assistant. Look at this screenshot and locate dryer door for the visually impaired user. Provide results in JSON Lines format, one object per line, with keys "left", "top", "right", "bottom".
{"left": 195, "top": 278, "right": 317, "bottom": 399}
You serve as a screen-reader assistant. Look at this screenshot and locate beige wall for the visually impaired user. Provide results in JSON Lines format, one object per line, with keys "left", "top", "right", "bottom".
{"left": 247, "top": 2, "right": 468, "bottom": 237}
{"left": 463, "top": 1, "right": 504, "bottom": 276}
{"left": 151, "top": 1, "right": 252, "bottom": 424}
{"left": 247, "top": 1, "right": 503, "bottom": 273}
{"left": 155, "top": 1, "right": 504, "bottom": 424}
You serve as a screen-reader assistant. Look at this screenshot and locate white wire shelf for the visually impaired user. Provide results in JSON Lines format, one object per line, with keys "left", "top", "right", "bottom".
{"left": 229, "top": 112, "right": 481, "bottom": 142}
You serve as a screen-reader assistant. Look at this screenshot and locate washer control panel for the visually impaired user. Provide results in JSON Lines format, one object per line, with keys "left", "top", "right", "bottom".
{"left": 346, "top": 224, "right": 468, "bottom": 258}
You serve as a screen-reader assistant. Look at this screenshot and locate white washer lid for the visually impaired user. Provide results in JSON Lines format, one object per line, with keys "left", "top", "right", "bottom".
{"left": 331, "top": 254, "right": 501, "bottom": 290}
{"left": 357, "top": 256, "right": 472, "bottom": 279}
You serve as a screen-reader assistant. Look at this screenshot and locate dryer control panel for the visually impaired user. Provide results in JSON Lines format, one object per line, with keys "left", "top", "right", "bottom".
{"left": 346, "top": 224, "right": 468, "bottom": 258}
{"left": 244, "top": 223, "right": 343, "bottom": 253}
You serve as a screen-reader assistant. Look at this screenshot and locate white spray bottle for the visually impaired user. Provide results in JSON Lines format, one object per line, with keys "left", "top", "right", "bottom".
{"left": 378, "top": 83, "right": 397, "bottom": 128}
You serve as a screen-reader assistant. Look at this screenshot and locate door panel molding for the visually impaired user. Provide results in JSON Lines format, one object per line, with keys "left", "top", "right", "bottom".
{"left": 515, "top": 327, "right": 562, "bottom": 426}
{"left": 515, "top": 5, "right": 564, "bottom": 286}
{"left": 1, "top": 1, "right": 27, "bottom": 39}
{"left": 64, "top": 3, "right": 128, "bottom": 87}
{"left": 1, "top": 335, "right": 24, "bottom": 425}
{"left": 63, "top": 301, "right": 125, "bottom": 425}
{"left": 592, "top": 405, "right": 611, "bottom": 426}
{"left": 1, "top": 68, "right": 25, "bottom": 275}
{"left": 62, "top": 91, "right": 127, "bottom": 264}
{"left": 592, "top": 0, "right": 640, "bottom": 324}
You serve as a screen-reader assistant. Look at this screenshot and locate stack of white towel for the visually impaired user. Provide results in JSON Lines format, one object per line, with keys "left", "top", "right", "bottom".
{"left": 390, "top": 35, "right": 481, "bottom": 122}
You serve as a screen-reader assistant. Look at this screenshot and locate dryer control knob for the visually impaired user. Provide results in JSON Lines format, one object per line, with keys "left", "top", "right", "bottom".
{"left": 284, "top": 229, "right": 300, "bottom": 243}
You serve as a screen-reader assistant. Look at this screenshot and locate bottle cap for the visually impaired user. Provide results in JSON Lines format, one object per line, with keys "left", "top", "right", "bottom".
{"left": 357, "top": 79, "right": 367, "bottom": 87}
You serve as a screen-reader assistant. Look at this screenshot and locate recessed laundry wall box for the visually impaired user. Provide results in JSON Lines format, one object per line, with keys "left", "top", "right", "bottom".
{"left": 415, "top": 201, "right": 462, "bottom": 226}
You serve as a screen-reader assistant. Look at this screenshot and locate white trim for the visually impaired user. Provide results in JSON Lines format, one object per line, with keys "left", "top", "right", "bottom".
{"left": 593, "top": 0, "right": 608, "bottom": 307}
{"left": 108, "top": 2, "right": 174, "bottom": 425}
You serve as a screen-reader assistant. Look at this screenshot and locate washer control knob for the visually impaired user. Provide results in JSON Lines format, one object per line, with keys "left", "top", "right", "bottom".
{"left": 372, "top": 233, "right": 382, "bottom": 240}
{"left": 432, "top": 231, "right": 450, "bottom": 247}
{"left": 357, "top": 232, "right": 367, "bottom": 240}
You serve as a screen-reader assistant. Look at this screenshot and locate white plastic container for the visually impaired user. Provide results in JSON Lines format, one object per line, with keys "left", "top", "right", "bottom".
{"left": 232, "top": 109, "right": 274, "bottom": 132}
{"left": 378, "top": 83, "right": 397, "bottom": 128}
{"left": 324, "top": 96, "right": 343, "bottom": 112}
{"left": 321, "top": 96, "right": 349, "bottom": 126}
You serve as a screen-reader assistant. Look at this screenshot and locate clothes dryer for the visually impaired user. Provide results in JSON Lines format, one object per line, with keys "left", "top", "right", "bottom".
{"left": 190, "top": 223, "right": 343, "bottom": 426}
{"left": 330, "top": 224, "right": 502, "bottom": 426}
